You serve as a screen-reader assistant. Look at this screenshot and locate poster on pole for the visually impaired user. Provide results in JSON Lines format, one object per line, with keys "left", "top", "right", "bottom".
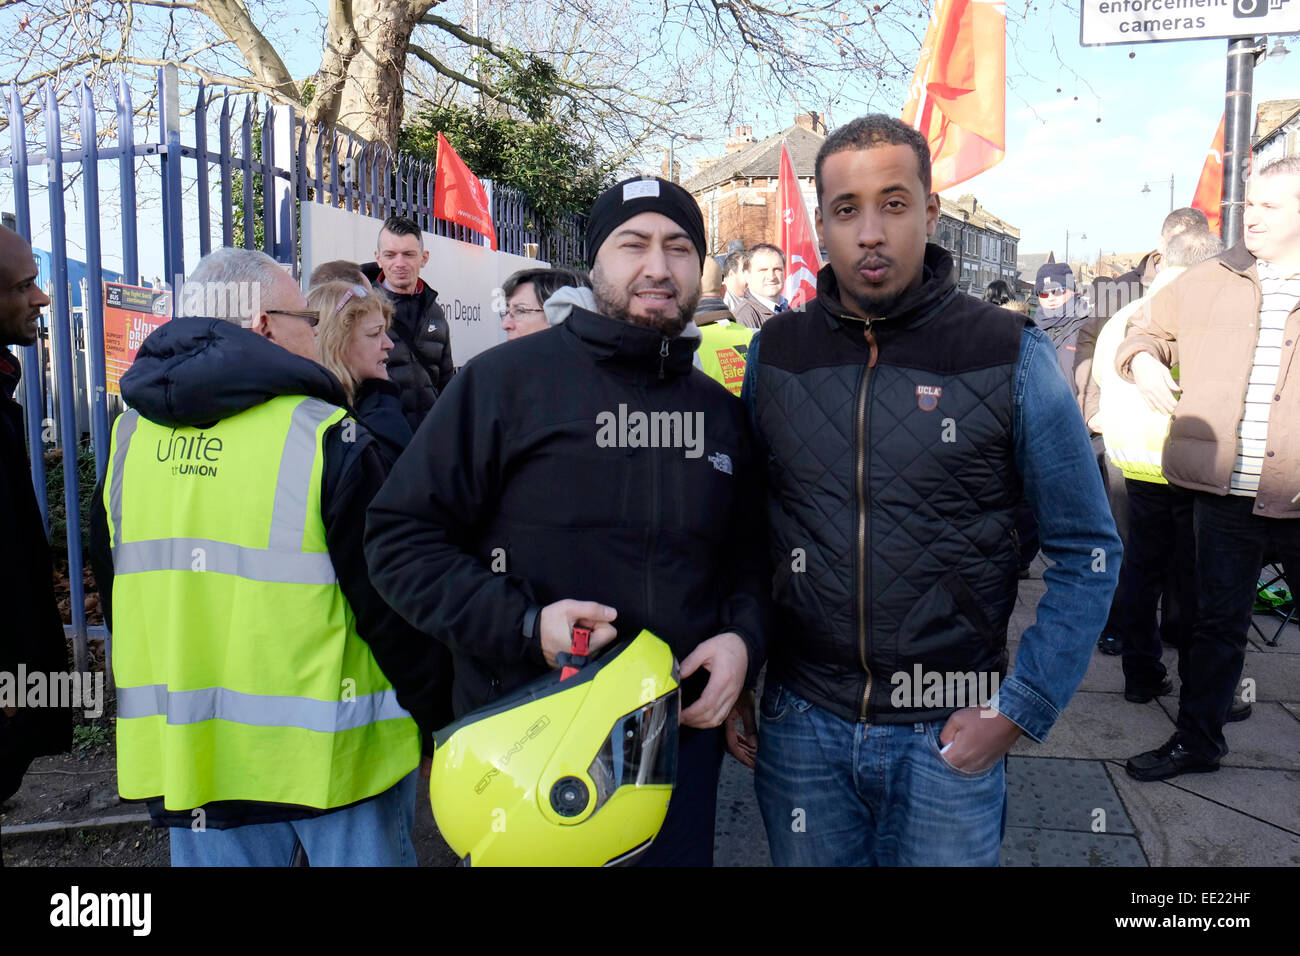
{"left": 104, "top": 282, "right": 171, "bottom": 396}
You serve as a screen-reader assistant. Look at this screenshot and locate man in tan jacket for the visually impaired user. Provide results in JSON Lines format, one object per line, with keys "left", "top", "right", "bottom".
{"left": 1115, "top": 157, "right": 1300, "bottom": 781}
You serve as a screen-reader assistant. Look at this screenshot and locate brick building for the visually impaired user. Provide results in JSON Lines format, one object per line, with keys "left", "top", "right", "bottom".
{"left": 934, "top": 195, "right": 1020, "bottom": 296}
{"left": 681, "top": 114, "right": 826, "bottom": 256}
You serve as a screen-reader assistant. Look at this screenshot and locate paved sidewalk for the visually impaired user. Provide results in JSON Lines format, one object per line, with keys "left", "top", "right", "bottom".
{"left": 713, "top": 559, "right": 1300, "bottom": 867}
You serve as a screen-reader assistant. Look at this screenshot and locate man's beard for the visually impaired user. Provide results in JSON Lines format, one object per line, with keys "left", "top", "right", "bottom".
{"left": 592, "top": 272, "right": 699, "bottom": 337}
{"left": 851, "top": 288, "right": 907, "bottom": 319}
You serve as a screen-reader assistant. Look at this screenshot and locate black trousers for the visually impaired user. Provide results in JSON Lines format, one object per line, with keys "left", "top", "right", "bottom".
{"left": 633, "top": 726, "right": 723, "bottom": 867}
{"left": 1176, "top": 493, "right": 1300, "bottom": 759}
{"left": 1115, "top": 479, "right": 1197, "bottom": 689}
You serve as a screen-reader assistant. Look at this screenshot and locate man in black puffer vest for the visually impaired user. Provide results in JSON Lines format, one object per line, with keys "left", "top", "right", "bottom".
{"left": 742, "top": 116, "right": 1121, "bottom": 866}
{"left": 362, "top": 216, "right": 454, "bottom": 431}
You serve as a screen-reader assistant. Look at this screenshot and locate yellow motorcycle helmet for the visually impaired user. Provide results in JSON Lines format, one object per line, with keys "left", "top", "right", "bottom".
{"left": 429, "top": 629, "right": 680, "bottom": 866}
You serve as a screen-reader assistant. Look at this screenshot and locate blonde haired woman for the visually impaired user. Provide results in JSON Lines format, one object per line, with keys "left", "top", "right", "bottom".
{"left": 307, "top": 280, "right": 412, "bottom": 461}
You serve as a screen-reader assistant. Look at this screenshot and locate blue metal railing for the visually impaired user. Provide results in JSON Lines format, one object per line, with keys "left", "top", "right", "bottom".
{"left": 1, "top": 68, "right": 585, "bottom": 668}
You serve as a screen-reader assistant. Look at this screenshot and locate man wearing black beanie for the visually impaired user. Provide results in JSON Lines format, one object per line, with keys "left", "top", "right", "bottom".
{"left": 366, "top": 176, "right": 770, "bottom": 866}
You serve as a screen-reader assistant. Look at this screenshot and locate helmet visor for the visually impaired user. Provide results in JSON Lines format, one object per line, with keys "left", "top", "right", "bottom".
{"left": 587, "top": 689, "right": 679, "bottom": 815}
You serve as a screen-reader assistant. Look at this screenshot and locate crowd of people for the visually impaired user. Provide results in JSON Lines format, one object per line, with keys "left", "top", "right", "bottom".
{"left": 975, "top": 178, "right": 1300, "bottom": 782}
{"left": 0, "top": 112, "right": 1296, "bottom": 867}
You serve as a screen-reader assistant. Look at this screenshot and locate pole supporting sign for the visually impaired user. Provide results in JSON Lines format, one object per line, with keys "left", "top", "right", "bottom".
{"left": 1080, "top": 0, "right": 1298, "bottom": 45}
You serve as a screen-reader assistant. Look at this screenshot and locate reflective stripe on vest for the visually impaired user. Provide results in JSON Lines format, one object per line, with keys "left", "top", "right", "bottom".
{"left": 118, "top": 683, "right": 410, "bottom": 733}
{"left": 108, "top": 399, "right": 339, "bottom": 584}
{"left": 108, "top": 395, "right": 419, "bottom": 809}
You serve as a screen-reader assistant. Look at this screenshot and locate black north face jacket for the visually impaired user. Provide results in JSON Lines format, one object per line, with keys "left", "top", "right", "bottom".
{"left": 365, "top": 308, "right": 770, "bottom": 717}
{"left": 745, "top": 248, "right": 1030, "bottom": 725}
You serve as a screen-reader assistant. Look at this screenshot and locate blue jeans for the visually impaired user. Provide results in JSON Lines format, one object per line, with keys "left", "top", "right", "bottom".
{"left": 169, "top": 771, "right": 419, "bottom": 867}
{"left": 755, "top": 682, "right": 1006, "bottom": 866}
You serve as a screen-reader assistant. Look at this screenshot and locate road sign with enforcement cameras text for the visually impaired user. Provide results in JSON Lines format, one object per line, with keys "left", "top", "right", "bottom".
{"left": 1081, "top": 0, "right": 1299, "bottom": 45}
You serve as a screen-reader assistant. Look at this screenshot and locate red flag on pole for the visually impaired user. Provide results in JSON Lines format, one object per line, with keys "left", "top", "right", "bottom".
{"left": 901, "top": 0, "right": 1006, "bottom": 193}
{"left": 432, "top": 132, "right": 498, "bottom": 250}
{"left": 776, "top": 142, "right": 821, "bottom": 310}
{"left": 1191, "top": 113, "right": 1226, "bottom": 235}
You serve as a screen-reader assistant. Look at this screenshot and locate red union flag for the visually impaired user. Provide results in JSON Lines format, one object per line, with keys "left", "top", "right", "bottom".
{"left": 776, "top": 142, "right": 821, "bottom": 309}
{"left": 1191, "top": 113, "right": 1226, "bottom": 235}
{"left": 901, "top": 0, "right": 1006, "bottom": 193}
{"left": 432, "top": 132, "right": 498, "bottom": 250}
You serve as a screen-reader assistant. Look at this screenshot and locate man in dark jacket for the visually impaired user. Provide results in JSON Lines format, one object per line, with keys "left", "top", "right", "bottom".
{"left": 361, "top": 215, "right": 454, "bottom": 431}
{"left": 743, "top": 116, "right": 1120, "bottom": 866}
{"left": 1034, "top": 261, "right": 1094, "bottom": 414}
{"left": 365, "top": 177, "right": 769, "bottom": 866}
{"left": 90, "top": 247, "right": 449, "bottom": 865}
{"left": 0, "top": 226, "right": 72, "bottom": 819}
{"left": 731, "top": 243, "right": 790, "bottom": 330}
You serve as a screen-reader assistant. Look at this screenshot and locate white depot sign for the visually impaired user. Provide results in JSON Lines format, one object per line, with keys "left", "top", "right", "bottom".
{"left": 301, "top": 203, "right": 547, "bottom": 366}
{"left": 1081, "top": 0, "right": 1300, "bottom": 45}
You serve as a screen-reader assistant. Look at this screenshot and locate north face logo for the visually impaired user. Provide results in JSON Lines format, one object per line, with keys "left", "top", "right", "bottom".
{"left": 916, "top": 384, "right": 942, "bottom": 412}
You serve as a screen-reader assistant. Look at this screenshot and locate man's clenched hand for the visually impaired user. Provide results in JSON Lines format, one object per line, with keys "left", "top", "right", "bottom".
{"left": 538, "top": 599, "right": 617, "bottom": 668}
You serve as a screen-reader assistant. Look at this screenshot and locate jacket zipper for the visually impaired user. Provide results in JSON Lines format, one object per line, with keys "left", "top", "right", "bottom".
{"left": 857, "top": 317, "right": 878, "bottom": 722}
{"left": 658, "top": 337, "right": 670, "bottom": 380}
{"left": 645, "top": 381, "right": 658, "bottom": 620}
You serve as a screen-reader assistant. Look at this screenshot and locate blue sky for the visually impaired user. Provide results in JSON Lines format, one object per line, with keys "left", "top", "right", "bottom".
{"left": 283, "top": 4, "right": 1298, "bottom": 260}
{"left": 3, "top": 1, "right": 1296, "bottom": 278}
{"left": 666, "top": 2, "right": 1297, "bottom": 259}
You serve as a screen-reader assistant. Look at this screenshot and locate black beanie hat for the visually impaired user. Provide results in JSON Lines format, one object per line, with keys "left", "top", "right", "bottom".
{"left": 1035, "top": 261, "right": 1076, "bottom": 296}
{"left": 586, "top": 176, "right": 707, "bottom": 270}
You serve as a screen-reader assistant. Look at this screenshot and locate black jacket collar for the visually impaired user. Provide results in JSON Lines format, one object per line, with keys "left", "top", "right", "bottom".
{"left": 120, "top": 316, "right": 348, "bottom": 427}
{"left": 562, "top": 307, "right": 699, "bottom": 379}
{"left": 814, "top": 243, "right": 959, "bottom": 335}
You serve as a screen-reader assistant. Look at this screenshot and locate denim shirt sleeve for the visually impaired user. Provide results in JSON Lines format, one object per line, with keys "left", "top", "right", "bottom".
{"left": 995, "top": 327, "right": 1122, "bottom": 743}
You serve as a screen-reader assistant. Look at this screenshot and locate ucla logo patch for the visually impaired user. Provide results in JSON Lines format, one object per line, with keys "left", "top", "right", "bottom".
{"left": 708, "top": 452, "right": 733, "bottom": 475}
{"left": 916, "top": 384, "right": 942, "bottom": 412}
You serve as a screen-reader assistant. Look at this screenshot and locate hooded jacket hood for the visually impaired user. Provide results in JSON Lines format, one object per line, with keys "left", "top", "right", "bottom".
{"left": 120, "top": 316, "right": 348, "bottom": 427}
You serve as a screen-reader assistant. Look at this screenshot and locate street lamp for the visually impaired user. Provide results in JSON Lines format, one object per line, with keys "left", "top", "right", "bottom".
{"left": 1065, "top": 229, "right": 1086, "bottom": 265}
{"left": 1142, "top": 175, "right": 1175, "bottom": 213}
{"left": 667, "top": 132, "right": 703, "bottom": 184}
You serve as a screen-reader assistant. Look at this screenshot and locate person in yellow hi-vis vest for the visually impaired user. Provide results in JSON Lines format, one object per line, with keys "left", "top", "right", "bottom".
{"left": 693, "top": 257, "right": 753, "bottom": 397}
{"left": 1091, "top": 227, "right": 1237, "bottom": 718}
{"left": 89, "top": 248, "right": 446, "bottom": 867}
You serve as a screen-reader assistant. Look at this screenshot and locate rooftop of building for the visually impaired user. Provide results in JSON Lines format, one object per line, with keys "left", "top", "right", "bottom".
{"left": 1256, "top": 98, "right": 1300, "bottom": 144}
{"left": 939, "top": 195, "right": 1020, "bottom": 239}
{"left": 681, "top": 118, "right": 827, "bottom": 193}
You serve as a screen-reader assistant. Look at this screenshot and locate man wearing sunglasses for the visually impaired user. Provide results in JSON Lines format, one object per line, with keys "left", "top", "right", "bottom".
{"left": 90, "top": 247, "right": 446, "bottom": 866}
{"left": 1033, "top": 261, "right": 1094, "bottom": 416}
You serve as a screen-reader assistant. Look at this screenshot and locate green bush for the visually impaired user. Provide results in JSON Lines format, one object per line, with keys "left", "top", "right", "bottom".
{"left": 44, "top": 443, "right": 98, "bottom": 568}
